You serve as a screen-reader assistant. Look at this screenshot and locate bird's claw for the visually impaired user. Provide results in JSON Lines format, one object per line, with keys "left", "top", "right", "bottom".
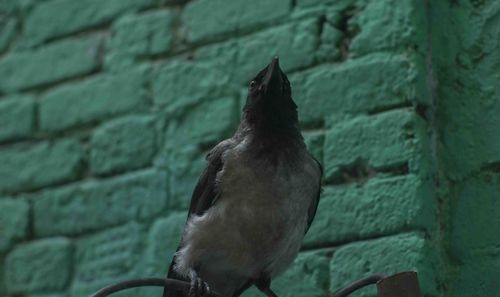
{"left": 189, "top": 270, "right": 211, "bottom": 297}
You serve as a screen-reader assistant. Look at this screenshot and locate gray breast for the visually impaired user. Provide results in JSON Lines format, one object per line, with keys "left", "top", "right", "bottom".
{"left": 174, "top": 137, "right": 320, "bottom": 286}
{"left": 214, "top": 142, "right": 319, "bottom": 275}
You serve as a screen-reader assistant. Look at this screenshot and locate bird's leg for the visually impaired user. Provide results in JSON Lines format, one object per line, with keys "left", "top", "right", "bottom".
{"left": 189, "top": 268, "right": 211, "bottom": 297}
{"left": 254, "top": 276, "right": 279, "bottom": 297}
{"left": 258, "top": 287, "right": 278, "bottom": 297}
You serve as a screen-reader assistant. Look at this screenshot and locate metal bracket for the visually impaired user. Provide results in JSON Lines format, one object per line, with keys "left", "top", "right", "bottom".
{"left": 332, "top": 271, "right": 421, "bottom": 297}
{"left": 377, "top": 271, "right": 421, "bottom": 297}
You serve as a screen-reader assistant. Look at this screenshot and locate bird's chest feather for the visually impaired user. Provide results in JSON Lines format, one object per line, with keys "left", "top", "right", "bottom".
{"left": 177, "top": 144, "right": 317, "bottom": 279}
{"left": 218, "top": 149, "right": 309, "bottom": 225}
{"left": 207, "top": 149, "right": 311, "bottom": 271}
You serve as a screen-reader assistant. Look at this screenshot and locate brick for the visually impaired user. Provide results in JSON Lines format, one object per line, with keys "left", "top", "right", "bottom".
{"left": 304, "top": 175, "right": 435, "bottom": 247}
{"left": 182, "top": 0, "right": 291, "bottom": 43}
{"left": 33, "top": 169, "right": 167, "bottom": 236}
{"left": 303, "top": 131, "right": 324, "bottom": 164}
{"left": 330, "top": 233, "right": 439, "bottom": 297}
{"left": 290, "top": 53, "right": 418, "bottom": 125}
{"left": 323, "top": 110, "right": 418, "bottom": 181}
{"left": 71, "top": 222, "right": 143, "bottom": 297}
{"left": 194, "top": 41, "right": 238, "bottom": 85}
{"left": 451, "top": 172, "right": 500, "bottom": 260}
{"left": 0, "top": 2, "right": 15, "bottom": 14}
{"left": 161, "top": 97, "right": 238, "bottom": 209}
{"left": 0, "top": 18, "right": 16, "bottom": 52}
{"left": 235, "top": 18, "right": 319, "bottom": 82}
{"left": 0, "top": 258, "right": 3, "bottom": 295}
{"left": 0, "top": 139, "right": 83, "bottom": 194}
{"left": 40, "top": 69, "right": 148, "bottom": 132}
{"left": 297, "top": 0, "right": 335, "bottom": 7}
{"left": 145, "top": 213, "right": 186, "bottom": 276}
{"left": 159, "top": 0, "right": 187, "bottom": 3}
{"left": 90, "top": 115, "right": 156, "bottom": 176}
{"left": 161, "top": 144, "right": 206, "bottom": 210}
{"left": 349, "top": 0, "right": 426, "bottom": 56}
{"left": 238, "top": 87, "right": 248, "bottom": 111}
{"left": 242, "top": 250, "right": 331, "bottom": 297}
{"left": 5, "top": 238, "right": 72, "bottom": 293}
{"left": 196, "top": 18, "right": 320, "bottom": 84}
{"left": 164, "top": 97, "right": 238, "bottom": 146}
{"left": 0, "top": 95, "right": 35, "bottom": 142}
{"left": 106, "top": 10, "right": 175, "bottom": 70}
{"left": 113, "top": 10, "right": 174, "bottom": 55}
{"left": 452, "top": 256, "right": 500, "bottom": 297}
{"left": 273, "top": 250, "right": 331, "bottom": 297}
{"left": 440, "top": 94, "right": 500, "bottom": 180}
{"left": 26, "top": 293, "right": 67, "bottom": 297}
{"left": 0, "top": 198, "right": 29, "bottom": 253}
{"left": 23, "top": 0, "right": 155, "bottom": 46}
{"left": 316, "top": 22, "right": 343, "bottom": 62}
{"left": 0, "top": 2, "right": 34, "bottom": 15}
{"left": 152, "top": 60, "right": 233, "bottom": 108}
{"left": 0, "top": 37, "right": 101, "bottom": 93}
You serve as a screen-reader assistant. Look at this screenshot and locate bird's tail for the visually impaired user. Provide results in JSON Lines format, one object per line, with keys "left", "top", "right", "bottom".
{"left": 162, "top": 259, "right": 188, "bottom": 297}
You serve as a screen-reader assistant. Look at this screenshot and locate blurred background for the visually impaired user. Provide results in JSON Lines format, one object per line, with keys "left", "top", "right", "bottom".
{"left": 1, "top": 0, "right": 499, "bottom": 296}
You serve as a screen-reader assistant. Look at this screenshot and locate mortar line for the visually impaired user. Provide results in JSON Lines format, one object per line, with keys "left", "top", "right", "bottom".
{"left": 423, "top": 1, "right": 456, "bottom": 297}
{"left": 300, "top": 227, "right": 429, "bottom": 252}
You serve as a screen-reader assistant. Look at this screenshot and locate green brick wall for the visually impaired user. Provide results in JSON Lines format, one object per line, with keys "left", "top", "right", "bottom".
{"left": 0, "top": 1, "right": 498, "bottom": 297}
{"left": 429, "top": 1, "right": 500, "bottom": 297}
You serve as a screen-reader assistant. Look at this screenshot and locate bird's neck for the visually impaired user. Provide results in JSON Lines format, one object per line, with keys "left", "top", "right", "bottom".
{"left": 238, "top": 117, "right": 305, "bottom": 156}
{"left": 255, "top": 121, "right": 302, "bottom": 142}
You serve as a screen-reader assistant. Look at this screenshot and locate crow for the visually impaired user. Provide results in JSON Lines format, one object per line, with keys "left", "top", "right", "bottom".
{"left": 163, "top": 57, "right": 322, "bottom": 297}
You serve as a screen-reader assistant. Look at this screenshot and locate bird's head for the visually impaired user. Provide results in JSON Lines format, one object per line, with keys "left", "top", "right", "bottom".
{"left": 243, "top": 57, "right": 299, "bottom": 133}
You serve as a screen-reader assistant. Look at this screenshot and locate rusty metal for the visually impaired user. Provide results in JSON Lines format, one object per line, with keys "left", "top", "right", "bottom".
{"left": 377, "top": 271, "right": 421, "bottom": 297}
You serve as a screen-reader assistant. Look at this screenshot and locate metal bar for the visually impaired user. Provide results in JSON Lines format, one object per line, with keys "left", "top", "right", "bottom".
{"left": 376, "top": 271, "right": 421, "bottom": 297}
{"left": 89, "top": 278, "right": 225, "bottom": 297}
{"left": 89, "top": 272, "right": 421, "bottom": 297}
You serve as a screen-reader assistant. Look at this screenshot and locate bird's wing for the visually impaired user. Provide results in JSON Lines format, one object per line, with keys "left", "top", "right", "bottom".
{"left": 186, "top": 147, "right": 225, "bottom": 216}
{"left": 305, "top": 156, "right": 323, "bottom": 234}
{"left": 164, "top": 140, "right": 233, "bottom": 297}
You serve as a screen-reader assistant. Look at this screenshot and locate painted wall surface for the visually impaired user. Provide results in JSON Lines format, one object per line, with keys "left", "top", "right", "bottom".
{"left": 0, "top": 0, "right": 497, "bottom": 297}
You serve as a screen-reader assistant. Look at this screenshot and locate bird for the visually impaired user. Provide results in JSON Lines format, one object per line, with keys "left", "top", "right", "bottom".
{"left": 162, "top": 57, "right": 322, "bottom": 297}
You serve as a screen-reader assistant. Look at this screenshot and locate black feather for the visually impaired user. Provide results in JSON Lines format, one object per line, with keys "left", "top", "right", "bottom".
{"left": 162, "top": 143, "right": 230, "bottom": 297}
{"left": 305, "top": 156, "right": 323, "bottom": 234}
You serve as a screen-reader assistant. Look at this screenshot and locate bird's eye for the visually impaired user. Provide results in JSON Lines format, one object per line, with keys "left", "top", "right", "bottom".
{"left": 249, "top": 80, "right": 256, "bottom": 88}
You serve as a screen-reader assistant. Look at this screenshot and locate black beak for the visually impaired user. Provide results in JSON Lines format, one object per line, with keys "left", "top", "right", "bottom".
{"left": 262, "top": 56, "right": 282, "bottom": 93}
